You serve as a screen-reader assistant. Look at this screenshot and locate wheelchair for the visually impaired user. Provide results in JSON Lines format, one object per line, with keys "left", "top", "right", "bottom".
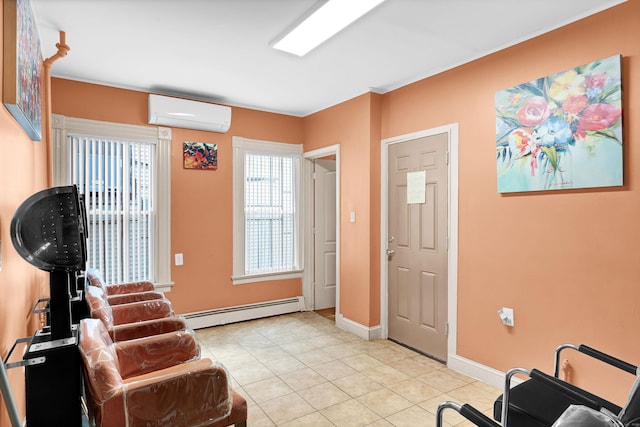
{"left": 436, "top": 343, "right": 640, "bottom": 427}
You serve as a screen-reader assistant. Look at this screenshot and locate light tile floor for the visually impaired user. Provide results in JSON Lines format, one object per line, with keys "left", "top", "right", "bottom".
{"left": 195, "top": 311, "right": 500, "bottom": 426}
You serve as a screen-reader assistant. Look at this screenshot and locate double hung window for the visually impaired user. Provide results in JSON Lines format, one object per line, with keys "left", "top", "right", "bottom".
{"left": 70, "top": 136, "right": 154, "bottom": 283}
{"left": 52, "top": 115, "right": 172, "bottom": 287}
{"left": 232, "top": 137, "right": 302, "bottom": 283}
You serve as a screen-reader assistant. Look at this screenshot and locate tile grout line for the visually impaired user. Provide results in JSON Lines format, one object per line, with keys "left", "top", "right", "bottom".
{"left": 197, "top": 312, "right": 499, "bottom": 426}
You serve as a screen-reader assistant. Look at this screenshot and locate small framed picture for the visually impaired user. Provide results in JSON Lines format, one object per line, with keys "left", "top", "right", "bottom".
{"left": 183, "top": 141, "right": 217, "bottom": 170}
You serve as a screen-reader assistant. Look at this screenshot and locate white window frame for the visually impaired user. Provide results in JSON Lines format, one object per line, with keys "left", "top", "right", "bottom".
{"left": 52, "top": 114, "right": 173, "bottom": 291}
{"left": 232, "top": 136, "right": 303, "bottom": 284}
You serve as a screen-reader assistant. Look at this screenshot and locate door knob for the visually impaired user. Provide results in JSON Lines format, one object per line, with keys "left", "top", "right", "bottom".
{"left": 386, "top": 248, "right": 395, "bottom": 257}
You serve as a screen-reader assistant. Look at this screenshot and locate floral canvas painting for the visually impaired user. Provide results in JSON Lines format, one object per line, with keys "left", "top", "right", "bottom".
{"left": 183, "top": 142, "right": 217, "bottom": 170}
{"left": 3, "top": 0, "right": 43, "bottom": 141}
{"left": 496, "top": 55, "right": 622, "bottom": 193}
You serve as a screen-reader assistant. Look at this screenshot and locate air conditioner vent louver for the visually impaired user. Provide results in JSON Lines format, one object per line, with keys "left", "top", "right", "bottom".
{"left": 148, "top": 94, "right": 231, "bottom": 133}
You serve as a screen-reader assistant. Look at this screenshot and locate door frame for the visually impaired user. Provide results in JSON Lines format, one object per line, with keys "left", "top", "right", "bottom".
{"left": 380, "top": 124, "right": 459, "bottom": 360}
{"left": 302, "top": 144, "right": 341, "bottom": 315}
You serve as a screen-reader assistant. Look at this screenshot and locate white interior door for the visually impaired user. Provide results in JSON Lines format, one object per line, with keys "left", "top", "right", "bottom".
{"left": 387, "top": 133, "right": 448, "bottom": 361}
{"left": 314, "top": 159, "right": 337, "bottom": 310}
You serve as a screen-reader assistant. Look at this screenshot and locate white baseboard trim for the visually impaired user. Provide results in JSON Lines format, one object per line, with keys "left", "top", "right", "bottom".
{"left": 335, "top": 313, "right": 382, "bottom": 340}
{"left": 183, "top": 296, "right": 304, "bottom": 329}
{"left": 447, "top": 353, "right": 523, "bottom": 390}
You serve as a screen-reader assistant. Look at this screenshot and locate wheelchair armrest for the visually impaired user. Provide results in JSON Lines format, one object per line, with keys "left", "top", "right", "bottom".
{"left": 554, "top": 344, "right": 637, "bottom": 377}
{"left": 530, "top": 369, "right": 602, "bottom": 410}
{"left": 436, "top": 402, "right": 500, "bottom": 427}
{"left": 460, "top": 404, "right": 501, "bottom": 427}
{"left": 578, "top": 345, "right": 637, "bottom": 375}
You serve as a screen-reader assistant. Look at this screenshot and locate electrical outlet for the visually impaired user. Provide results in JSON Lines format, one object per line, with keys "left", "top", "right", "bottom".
{"left": 175, "top": 253, "right": 184, "bottom": 266}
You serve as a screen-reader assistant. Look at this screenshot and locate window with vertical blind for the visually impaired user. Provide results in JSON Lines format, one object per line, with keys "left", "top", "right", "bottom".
{"left": 232, "top": 137, "right": 303, "bottom": 283}
{"left": 71, "top": 136, "right": 154, "bottom": 283}
{"left": 52, "top": 115, "right": 173, "bottom": 289}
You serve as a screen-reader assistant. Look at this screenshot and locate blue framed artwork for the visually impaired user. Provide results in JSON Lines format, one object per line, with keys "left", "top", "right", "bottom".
{"left": 3, "top": 0, "right": 43, "bottom": 141}
{"left": 496, "top": 54, "right": 622, "bottom": 193}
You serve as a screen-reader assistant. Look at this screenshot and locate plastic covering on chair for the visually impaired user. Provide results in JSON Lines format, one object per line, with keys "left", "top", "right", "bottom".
{"left": 105, "top": 291, "right": 165, "bottom": 305}
{"left": 110, "top": 317, "right": 189, "bottom": 342}
{"left": 86, "top": 285, "right": 173, "bottom": 325}
{"left": 87, "top": 268, "right": 155, "bottom": 295}
{"left": 85, "top": 268, "right": 165, "bottom": 305}
{"left": 551, "top": 406, "right": 624, "bottom": 427}
{"left": 79, "top": 318, "right": 232, "bottom": 427}
{"left": 85, "top": 285, "right": 186, "bottom": 341}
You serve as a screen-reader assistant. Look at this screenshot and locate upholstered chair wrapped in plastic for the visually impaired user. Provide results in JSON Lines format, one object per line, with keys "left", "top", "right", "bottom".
{"left": 101, "top": 291, "right": 165, "bottom": 305}
{"left": 109, "top": 316, "right": 189, "bottom": 342}
{"left": 85, "top": 284, "right": 187, "bottom": 341}
{"left": 85, "top": 268, "right": 163, "bottom": 303}
{"left": 79, "top": 318, "right": 233, "bottom": 427}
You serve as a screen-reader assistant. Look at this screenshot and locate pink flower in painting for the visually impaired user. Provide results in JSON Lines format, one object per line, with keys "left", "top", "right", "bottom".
{"left": 586, "top": 73, "right": 607, "bottom": 88}
{"left": 563, "top": 95, "right": 588, "bottom": 115}
{"left": 516, "top": 96, "right": 551, "bottom": 127}
{"left": 577, "top": 103, "right": 622, "bottom": 131}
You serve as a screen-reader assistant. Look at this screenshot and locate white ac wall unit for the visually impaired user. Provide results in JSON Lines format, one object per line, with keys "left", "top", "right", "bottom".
{"left": 148, "top": 94, "right": 231, "bottom": 133}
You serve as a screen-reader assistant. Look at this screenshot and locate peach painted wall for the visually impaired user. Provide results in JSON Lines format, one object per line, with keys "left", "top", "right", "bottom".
{"left": 169, "top": 109, "right": 303, "bottom": 313}
{"left": 0, "top": 1, "right": 50, "bottom": 424}
{"left": 381, "top": 2, "right": 639, "bottom": 403}
{"left": 0, "top": 105, "right": 49, "bottom": 427}
{"left": 303, "top": 92, "right": 382, "bottom": 326}
{"left": 51, "top": 79, "right": 304, "bottom": 314}
{"left": 0, "top": 3, "right": 628, "bottom": 422}
{"left": 369, "top": 94, "right": 382, "bottom": 325}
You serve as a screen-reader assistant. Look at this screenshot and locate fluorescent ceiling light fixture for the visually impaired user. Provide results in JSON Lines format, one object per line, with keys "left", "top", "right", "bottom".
{"left": 273, "top": 0, "right": 385, "bottom": 56}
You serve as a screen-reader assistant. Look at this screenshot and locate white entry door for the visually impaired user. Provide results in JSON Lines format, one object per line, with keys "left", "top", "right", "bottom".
{"left": 387, "top": 133, "right": 449, "bottom": 361}
{"left": 314, "top": 159, "right": 337, "bottom": 310}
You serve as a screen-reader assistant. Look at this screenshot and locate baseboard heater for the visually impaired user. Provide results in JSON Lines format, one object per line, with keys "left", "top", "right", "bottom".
{"left": 183, "top": 297, "right": 304, "bottom": 329}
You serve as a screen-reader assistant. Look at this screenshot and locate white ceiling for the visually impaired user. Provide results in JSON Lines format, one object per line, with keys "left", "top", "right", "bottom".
{"left": 32, "top": 0, "right": 626, "bottom": 117}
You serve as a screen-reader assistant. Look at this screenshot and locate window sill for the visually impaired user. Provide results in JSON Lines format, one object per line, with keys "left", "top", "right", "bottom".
{"left": 154, "top": 281, "right": 175, "bottom": 293}
{"left": 232, "top": 269, "right": 303, "bottom": 285}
